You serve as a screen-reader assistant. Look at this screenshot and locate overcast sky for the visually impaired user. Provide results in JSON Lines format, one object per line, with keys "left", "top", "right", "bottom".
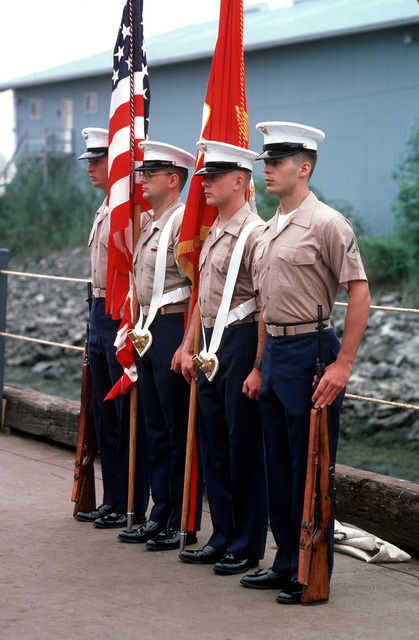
{"left": 0, "top": 0, "right": 291, "bottom": 162}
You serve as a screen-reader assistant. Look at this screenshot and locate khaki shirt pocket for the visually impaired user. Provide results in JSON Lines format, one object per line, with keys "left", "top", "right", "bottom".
{"left": 165, "top": 246, "right": 176, "bottom": 269}
{"left": 144, "top": 245, "right": 158, "bottom": 271}
{"left": 211, "top": 250, "right": 230, "bottom": 275}
{"left": 198, "top": 246, "right": 208, "bottom": 271}
{"left": 277, "top": 245, "right": 316, "bottom": 291}
{"left": 88, "top": 228, "right": 95, "bottom": 247}
{"left": 98, "top": 222, "right": 109, "bottom": 250}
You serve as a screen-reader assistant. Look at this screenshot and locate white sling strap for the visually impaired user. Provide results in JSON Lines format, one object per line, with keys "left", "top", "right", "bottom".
{"left": 197, "top": 219, "right": 261, "bottom": 381}
{"left": 128, "top": 205, "right": 184, "bottom": 357}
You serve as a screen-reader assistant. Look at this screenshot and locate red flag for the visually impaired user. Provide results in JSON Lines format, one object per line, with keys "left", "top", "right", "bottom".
{"left": 177, "top": 0, "right": 249, "bottom": 292}
{"left": 105, "top": 0, "right": 150, "bottom": 399}
{"left": 177, "top": 0, "right": 249, "bottom": 533}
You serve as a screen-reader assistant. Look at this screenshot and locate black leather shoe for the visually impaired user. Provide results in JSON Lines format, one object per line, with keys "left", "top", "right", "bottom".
{"left": 93, "top": 511, "right": 145, "bottom": 529}
{"left": 179, "top": 544, "right": 225, "bottom": 565}
{"left": 213, "top": 553, "right": 259, "bottom": 575}
{"left": 146, "top": 528, "right": 197, "bottom": 551}
{"left": 118, "top": 520, "right": 163, "bottom": 543}
{"left": 276, "top": 578, "right": 304, "bottom": 604}
{"left": 240, "top": 568, "right": 290, "bottom": 590}
{"left": 74, "top": 504, "right": 114, "bottom": 522}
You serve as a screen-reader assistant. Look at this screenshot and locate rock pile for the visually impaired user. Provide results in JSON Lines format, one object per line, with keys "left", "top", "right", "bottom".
{"left": 333, "top": 292, "right": 419, "bottom": 442}
{"left": 4, "top": 249, "right": 91, "bottom": 392}
{"left": 3, "top": 249, "right": 419, "bottom": 441}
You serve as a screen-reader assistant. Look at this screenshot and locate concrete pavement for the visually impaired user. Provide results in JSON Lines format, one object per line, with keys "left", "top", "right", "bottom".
{"left": 0, "top": 431, "right": 417, "bottom": 640}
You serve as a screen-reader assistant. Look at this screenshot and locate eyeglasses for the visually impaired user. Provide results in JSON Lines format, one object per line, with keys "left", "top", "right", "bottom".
{"left": 137, "top": 170, "right": 174, "bottom": 181}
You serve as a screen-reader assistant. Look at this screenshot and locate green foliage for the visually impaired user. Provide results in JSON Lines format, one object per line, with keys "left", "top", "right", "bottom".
{"left": 393, "top": 124, "right": 419, "bottom": 259}
{"left": 253, "top": 175, "right": 278, "bottom": 221}
{"left": 358, "top": 235, "right": 413, "bottom": 286}
{"left": 0, "top": 158, "right": 101, "bottom": 258}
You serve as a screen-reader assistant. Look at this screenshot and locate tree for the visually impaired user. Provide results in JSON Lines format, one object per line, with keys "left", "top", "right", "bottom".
{"left": 0, "top": 158, "right": 101, "bottom": 257}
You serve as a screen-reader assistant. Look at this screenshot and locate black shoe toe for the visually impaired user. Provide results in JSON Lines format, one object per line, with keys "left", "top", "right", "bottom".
{"left": 93, "top": 511, "right": 145, "bottom": 529}
{"left": 118, "top": 520, "right": 162, "bottom": 543}
{"left": 240, "top": 568, "right": 290, "bottom": 590}
{"left": 276, "top": 579, "right": 304, "bottom": 604}
{"left": 146, "top": 528, "right": 197, "bottom": 551}
{"left": 213, "top": 553, "right": 259, "bottom": 575}
{"left": 74, "top": 504, "right": 114, "bottom": 522}
{"left": 179, "top": 545, "right": 225, "bottom": 565}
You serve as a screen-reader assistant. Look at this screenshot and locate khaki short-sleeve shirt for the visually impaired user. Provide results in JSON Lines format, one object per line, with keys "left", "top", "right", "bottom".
{"left": 198, "top": 202, "right": 264, "bottom": 319}
{"left": 254, "top": 192, "right": 367, "bottom": 324}
{"left": 88, "top": 197, "right": 109, "bottom": 290}
{"left": 133, "top": 197, "right": 191, "bottom": 307}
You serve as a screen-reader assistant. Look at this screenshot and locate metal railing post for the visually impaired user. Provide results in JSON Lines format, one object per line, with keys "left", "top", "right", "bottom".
{"left": 0, "top": 249, "right": 9, "bottom": 431}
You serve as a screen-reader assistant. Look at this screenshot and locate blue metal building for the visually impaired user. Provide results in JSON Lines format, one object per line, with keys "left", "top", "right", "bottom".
{"left": 1, "top": 0, "right": 418, "bottom": 234}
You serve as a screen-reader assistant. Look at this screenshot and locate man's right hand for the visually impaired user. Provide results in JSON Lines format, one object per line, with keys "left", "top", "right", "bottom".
{"left": 181, "top": 347, "right": 198, "bottom": 384}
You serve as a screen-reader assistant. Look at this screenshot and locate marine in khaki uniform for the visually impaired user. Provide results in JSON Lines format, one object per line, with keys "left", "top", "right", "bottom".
{"left": 118, "top": 141, "right": 203, "bottom": 550}
{"left": 75, "top": 128, "right": 149, "bottom": 529}
{"left": 240, "top": 121, "right": 370, "bottom": 604}
{"left": 180, "top": 141, "right": 268, "bottom": 576}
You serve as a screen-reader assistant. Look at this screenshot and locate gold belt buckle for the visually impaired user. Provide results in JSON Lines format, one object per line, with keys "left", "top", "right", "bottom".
{"left": 192, "top": 351, "right": 219, "bottom": 382}
{"left": 127, "top": 328, "right": 153, "bottom": 357}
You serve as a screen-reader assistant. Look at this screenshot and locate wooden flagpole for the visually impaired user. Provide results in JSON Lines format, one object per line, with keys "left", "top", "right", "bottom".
{"left": 126, "top": 210, "right": 141, "bottom": 531}
{"left": 180, "top": 304, "right": 202, "bottom": 551}
{"left": 126, "top": 0, "right": 139, "bottom": 532}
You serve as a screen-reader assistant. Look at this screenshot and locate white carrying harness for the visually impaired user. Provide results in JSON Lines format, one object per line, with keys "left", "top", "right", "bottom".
{"left": 196, "top": 219, "right": 261, "bottom": 381}
{"left": 128, "top": 206, "right": 190, "bottom": 357}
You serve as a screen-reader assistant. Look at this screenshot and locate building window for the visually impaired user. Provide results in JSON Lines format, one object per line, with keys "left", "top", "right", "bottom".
{"left": 29, "top": 99, "right": 42, "bottom": 119}
{"left": 84, "top": 92, "right": 98, "bottom": 114}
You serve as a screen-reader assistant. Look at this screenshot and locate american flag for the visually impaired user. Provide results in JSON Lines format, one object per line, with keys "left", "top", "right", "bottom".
{"left": 105, "top": 0, "right": 150, "bottom": 399}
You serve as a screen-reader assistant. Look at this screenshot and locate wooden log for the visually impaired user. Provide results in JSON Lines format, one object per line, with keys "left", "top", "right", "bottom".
{"left": 335, "top": 463, "right": 419, "bottom": 551}
{"left": 2, "top": 383, "right": 79, "bottom": 447}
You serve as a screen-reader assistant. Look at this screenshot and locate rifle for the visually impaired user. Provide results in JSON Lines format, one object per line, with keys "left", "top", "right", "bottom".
{"left": 298, "top": 303, "right": 335, "bottom": 605}
{"left": 71, "top": 282, "right": 98, "bottom": 516}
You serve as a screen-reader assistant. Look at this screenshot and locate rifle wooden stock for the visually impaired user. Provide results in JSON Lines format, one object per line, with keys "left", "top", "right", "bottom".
{"left": 71, "top": 340, "right": 98, "bottom": 516}
{"left": 298, "top": 303, "right": 333, "bottom": 604}
{"left": 300, "top": 405, "right": 332, "bottom": 605}
{"left": 298, "top": 406, "right": 320, "bottom": 586}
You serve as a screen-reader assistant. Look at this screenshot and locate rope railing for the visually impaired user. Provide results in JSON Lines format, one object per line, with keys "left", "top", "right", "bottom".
{"left": 335, "top": 301, "right": 419, "bottom": 314}
{"left": 0, "top": 269, "right": 89, "bottom": 354}
{"left": 0, "top": 269, "right": 90, "bottom": 284}
{"left": 1, "top": 268, "right": 418, "bottom": 412}
{"left": 0, "top": 332, "right": 84, "bottom": 352}
{"left": 345, "top": 394, "right": 419, "bottom": 412}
